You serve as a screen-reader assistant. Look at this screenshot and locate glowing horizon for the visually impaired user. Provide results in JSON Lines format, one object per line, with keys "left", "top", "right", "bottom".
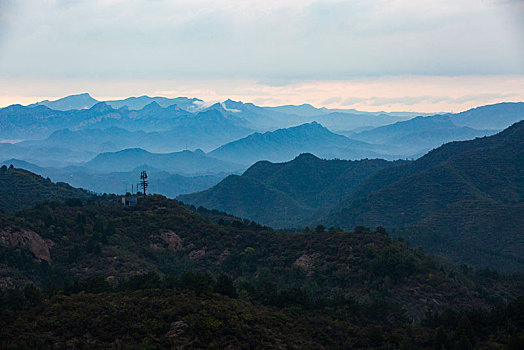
{"left": 1, "top": 75, "right": 523, "bottom": 114}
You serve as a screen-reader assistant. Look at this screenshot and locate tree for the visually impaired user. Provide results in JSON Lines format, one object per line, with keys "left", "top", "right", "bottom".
{"left": 375, "top": 226, "right": 388, "bottom": 236}
{"left": 23, "top": 284, "right": 42, "bottom": 306}
{"left": 433, "top": 326, "right": 449, "bottom": 349}
{"left": 454, "top": 315, "right": 474, "bottom": 350}
{"left": 213, "top": 274, "right": 238, "bottom": 298}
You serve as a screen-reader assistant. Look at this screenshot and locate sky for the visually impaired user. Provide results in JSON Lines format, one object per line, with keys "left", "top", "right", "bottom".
{"left": 0, "top": 0, "right": 523, "bottom": 112}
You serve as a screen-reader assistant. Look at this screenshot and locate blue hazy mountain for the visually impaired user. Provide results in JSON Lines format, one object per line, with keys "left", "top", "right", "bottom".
{"left": 352, "top": 103, "right": 524, "bottom": 154}
{"left": 209, "top": 99, "right": 409, "bottom": 132}
{"left": 0, "top": 141, "right": 96, "bottom": 166}
{"left": 0, "top": 102, "right": 251, "bottom": 147}
{"left": 450, "top": 102, "right": 524, "bottom": 130}
{"left": 28, "top": 93, "right": 99, "bottom": 110}
{"left": 264, "top": 104, "right": 330, "bottom": 117}
{"left": 105, "top": 96, "right": 204, "bottom": 112}
{"left": 204, "top": 99, "right": 289, "bottom": 130}
{"left": 265, "top": 104, "right": 424, "bottom": 118}
{"left": 352, "top": 115, "right": 497, "bottom": 156}
{"left": 178, "top": 153, "right": 403, "bottom": 227}
{"left": 208, "top": 122, "right": 390, "bottom": 166}
{"left": 0, "top": 102, "right": 183, "bottom": 139}
{"left": 28, "top": 93, "right": 204, "bottom": 112}
{"left": 1, "top": 159, "right": 226, "bottom": 198}
{"left": 3, "top": 98, "right": 523, "bottom": 172}
{"left": 84, "top": 148, "right": 244, "bottom": 175}
{"left": 18, "top": 109, "right": 253, "bottom": 154}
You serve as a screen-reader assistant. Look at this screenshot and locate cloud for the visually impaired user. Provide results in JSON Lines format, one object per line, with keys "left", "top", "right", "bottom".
{"left": 321, "top": 97, "right": 342, "bottom": 105}
{"left": 0, "top": 0, "right": 522, "bottom": 81}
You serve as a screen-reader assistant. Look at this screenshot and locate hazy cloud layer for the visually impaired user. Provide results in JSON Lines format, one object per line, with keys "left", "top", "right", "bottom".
{"left": 0, "top": 0, "right": 522, "bottom": 80}
{"left": 0, "top": 0, "right": 522, "bottom": 111}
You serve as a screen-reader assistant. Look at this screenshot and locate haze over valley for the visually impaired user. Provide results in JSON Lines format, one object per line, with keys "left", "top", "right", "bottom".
{"left": 1, "top": 94, "right": 521, "bottom": 197}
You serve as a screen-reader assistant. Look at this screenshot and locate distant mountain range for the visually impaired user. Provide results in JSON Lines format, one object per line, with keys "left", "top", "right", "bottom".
{"left": 28, "top": 93, "right": 204, "bottom": 112}
{"left": 264, "top": 103, "right": 428, "bottom": 118}
{"left": 0, "top": 102, "right": 191, "bottom": 140}
{"left": 28, "top": 93, "right": 99, "bottom": 110}
{"left": 83, "top": 148, "right": 244, "bottom": 175}
{"left": 351, "top": 115, "right": 497, "bottom": 156}
{"left": 1, "top": 95, "right": 523, "bottom": 187}
{"left": 208, "top": 122, "right": 392, "bottom": 165}
{"left": 180, "top": 121, "right": 524, "bottom": 271}
{"left": 209, "top": 99, "right": 411, "bottom": 132}
{"left": 18, "top": 109, "right": 253, "bottom": 154}
{"left": 349, "top": 102, "right": 524, "bottom": 156}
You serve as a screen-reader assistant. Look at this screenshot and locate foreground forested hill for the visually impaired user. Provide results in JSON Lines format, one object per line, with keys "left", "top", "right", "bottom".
{"left": 1, "top": 195, "right": 522, "bottom": 315}
{"left": 0, "top": 165, "right": 90, "bottom": 212}
{"left": 2, "top": 284, "right": 523, "bottom": 349}
{"left": 0, "top": 175, "right": 522, "bottom": 348}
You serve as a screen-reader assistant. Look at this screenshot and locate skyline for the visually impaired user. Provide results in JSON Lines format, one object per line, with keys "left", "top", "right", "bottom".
{"left": 0, "top": 0, "right": 523, "bottom": 112}
{"left": 1, "top": 75, "right": 524, "bottom": 113}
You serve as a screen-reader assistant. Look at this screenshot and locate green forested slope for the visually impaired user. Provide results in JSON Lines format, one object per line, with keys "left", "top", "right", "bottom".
{"left": 179, "top": 154, "right": 402, "bottom": 227}
{"left": 0, "top": 166, "right": 90, "bottom": 212}
{"left": 0, "top": 195, "right": 522, "bottom": 316}
{"left": 327, "top": 121, "right": 524, "bottom": 271}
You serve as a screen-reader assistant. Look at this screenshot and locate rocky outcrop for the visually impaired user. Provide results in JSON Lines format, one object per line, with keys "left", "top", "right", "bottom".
{"left": 0, "top": 227, "right": 53, "bottom": 261}
{"left": 188, "top": 249, "right": 206, "bottom": 261}
{"left": 160, "top": 230, "right": 184, "bottom": 250}
{"left": 294, "top": 253, "right": 319, "bottom": 275}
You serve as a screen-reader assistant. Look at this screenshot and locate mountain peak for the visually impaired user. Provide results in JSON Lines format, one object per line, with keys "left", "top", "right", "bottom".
{"left": 293, "top": 153, "right": 321, "bottom": 162}
{"left": 89, "top": 102, "right": 114, "bottom": 113}
{"left": 289, "top": 121, "right": 327, "bottom": 132}
{"left": 141, "top": 101, "right": 163, "bottom": 111}
{"left": 73, "top": 92, "right": 93, "bottom": 98}
{"left": 28, "top": 93, "right": 98, "bottom": 111}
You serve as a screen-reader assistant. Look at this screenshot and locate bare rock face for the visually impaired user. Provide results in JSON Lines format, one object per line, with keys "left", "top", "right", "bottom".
{"left": 188, "top": 249, "right": 206, "bottom": 261}
{"left": 294, "top": 253, "right": 319, "bottom": 275}
{"left": 160, "top": 230, "right": 184, "bottom": 250}
{"left": 0, "top": 227, "right": 53, "bottom": 261}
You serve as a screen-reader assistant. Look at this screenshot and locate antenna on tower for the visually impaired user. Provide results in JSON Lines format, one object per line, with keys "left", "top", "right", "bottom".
{"left": 140, "top": 170, "right": 149, "bottom": 196}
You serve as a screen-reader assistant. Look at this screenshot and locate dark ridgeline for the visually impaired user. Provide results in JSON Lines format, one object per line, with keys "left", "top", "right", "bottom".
{"left": 180, "top": 121, "right": 524, "bottom": 272}
{"left": 0, "top": 165, "right": 90, "bottom": 212}
{"left": 178, "top": 153, "right": 405, "bottom": 228}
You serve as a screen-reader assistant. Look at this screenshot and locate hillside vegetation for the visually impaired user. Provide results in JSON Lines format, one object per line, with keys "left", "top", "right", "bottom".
{"left": 0, "top": 173, "right": 522, "bottom": 348}
{"left": 1, "top": 195, "right": 522, "bottom": 316}
{"left": 2, "top": 280, "right": 523, "bottom": 349}
{"left": 180, "top": 122, "right": 524, "bottom": 272}
{"left": 0, "top": 165, "right": 90, "bottom": 212}
{"left": 179, "top": 154, "right": 403, "bottom": 227}
{"left": 327, "top": 120, "right": 524, "bottom": 271}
